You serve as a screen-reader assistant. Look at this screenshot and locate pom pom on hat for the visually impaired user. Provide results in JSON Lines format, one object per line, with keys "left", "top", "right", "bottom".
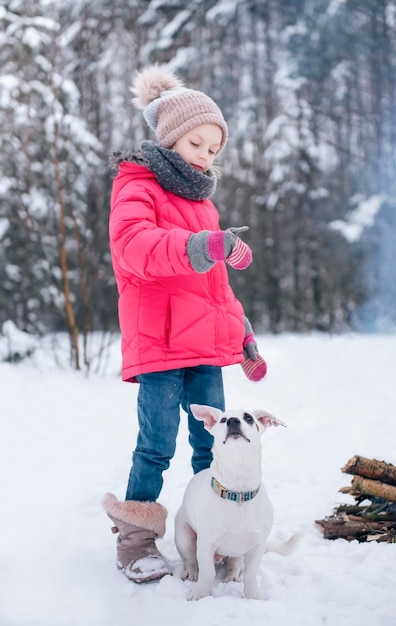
{"left": 131, "top": 63, "right": 184, "bottom": 109}
{"left": 131, "top": 64, "right": 228, "bottom": 153}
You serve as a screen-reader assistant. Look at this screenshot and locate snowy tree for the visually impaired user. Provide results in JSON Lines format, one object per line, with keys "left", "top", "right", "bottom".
{"left": 1, "top": 0, "right": 396, "bottom": 343}
{"left": 0, "top": 1, "right": 104, "bottom": 367}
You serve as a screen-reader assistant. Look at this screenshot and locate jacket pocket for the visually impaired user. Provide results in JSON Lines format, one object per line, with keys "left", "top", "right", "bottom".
{"left": 167, "top": 294, "right": 215, "bottom": 357}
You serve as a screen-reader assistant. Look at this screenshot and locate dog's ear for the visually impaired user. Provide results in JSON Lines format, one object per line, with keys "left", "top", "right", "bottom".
{"left": 189, "top": 404, "right": 223, "bottom": 431}
{"left": 253, "top": 410, "right": 286, "bottom": 429}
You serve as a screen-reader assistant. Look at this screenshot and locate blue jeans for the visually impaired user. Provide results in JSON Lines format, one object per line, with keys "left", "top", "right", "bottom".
{"left": 125, "top": 365, "right": 225, "bottom": 501}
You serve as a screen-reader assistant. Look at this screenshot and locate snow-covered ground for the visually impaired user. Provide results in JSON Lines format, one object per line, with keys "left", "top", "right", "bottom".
{"left": 1, "top": 332, "right": 395, "bottom": 626}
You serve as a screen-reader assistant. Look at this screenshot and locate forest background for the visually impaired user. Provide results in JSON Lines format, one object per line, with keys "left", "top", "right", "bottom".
{"left": 1, "top": 0, "right": 396, "bottom": 370}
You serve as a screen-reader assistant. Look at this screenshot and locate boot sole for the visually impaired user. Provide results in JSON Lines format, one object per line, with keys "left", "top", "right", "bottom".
{"left": 117, "top": 563, "right": 172, "bottom": 584}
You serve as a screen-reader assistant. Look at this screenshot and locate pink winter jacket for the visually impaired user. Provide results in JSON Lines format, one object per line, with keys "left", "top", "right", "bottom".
{"left": 109, "top": 161, "right": 245, "bottom": 382}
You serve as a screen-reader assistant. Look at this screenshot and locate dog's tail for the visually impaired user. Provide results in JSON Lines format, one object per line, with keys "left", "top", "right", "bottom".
{"left": 265, "top": 532, "right": 301, "bottom": 556}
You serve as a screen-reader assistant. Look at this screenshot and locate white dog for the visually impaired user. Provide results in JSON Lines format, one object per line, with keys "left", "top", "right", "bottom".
{"left": 175, "top": 404, "right": 296, "bottom": 601}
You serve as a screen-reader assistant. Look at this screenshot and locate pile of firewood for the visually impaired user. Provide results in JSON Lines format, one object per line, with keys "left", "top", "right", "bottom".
{"left": 316, "top": 455, "right": 396, "bottom": 543}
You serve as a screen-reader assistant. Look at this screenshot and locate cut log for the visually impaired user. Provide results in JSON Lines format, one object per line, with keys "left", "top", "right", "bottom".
{"left": 335, "top": 503, "right": 396, "bottom": 520}
{"left": 347, "top": 476, "right": 396, "bottom": 503}
{"left": 318, "top": 456, "right": 396, "bottom": 543}
{"left": 315, "top": 517, "right": 396, "bottom": 542}
{"left": 342, "top": 456, "right": 396, "bottom": 486}
{"left": 339, "top": 486, "right": 364, "bottom": 499}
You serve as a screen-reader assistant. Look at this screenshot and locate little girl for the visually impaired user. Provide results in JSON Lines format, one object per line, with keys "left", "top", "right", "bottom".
{"left": 103, "top": 64, "right": 267, "bottom": 584}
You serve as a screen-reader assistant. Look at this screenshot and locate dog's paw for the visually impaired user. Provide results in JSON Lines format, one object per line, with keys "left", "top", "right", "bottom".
{"left": 225, "top": 574, "right": 241, "bottom": 583}
{"left": 224, "top": 556, "right": 243, "bottom": 582}
{"left": 187, "top": 586, "right": 211, "bottom": 601}
{"left": 244, "top": 584, "right": 264, "bottom": 600}
{"left": 181, "top": 567, "right": 198, "bottom": 582}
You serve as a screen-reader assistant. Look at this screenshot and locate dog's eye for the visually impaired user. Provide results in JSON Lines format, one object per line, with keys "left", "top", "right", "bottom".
{"left": 243, "top": 413, "right": 254, "bottom": 424}
{"left": 220, "top": 417, "right": 227, "bottom": 423}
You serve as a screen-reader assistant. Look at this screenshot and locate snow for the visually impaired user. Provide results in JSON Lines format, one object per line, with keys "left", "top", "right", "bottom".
{"left": 327, "top": 0, "right": 347, "bottom": 17}
{"left": 156, "top": 10, "right": 192, "bottom": 49}
{"left": 330, "top": 194, "right": 385, "bottom": 243}
{"left": 206, "top": 0, "right": 238, "bottom": 23}
{"left": 1, "top": 332, "right": 396, "bottom": 625}
{"left": 0, "top": 320, "right": 38, "bottom": 361}
{"left": 21, "top": 26, "right": 52, "bottom": 49}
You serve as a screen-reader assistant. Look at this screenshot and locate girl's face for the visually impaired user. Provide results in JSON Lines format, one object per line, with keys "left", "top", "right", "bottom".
{"left": 172, "top": 124, "right": 222, "bottom": 172}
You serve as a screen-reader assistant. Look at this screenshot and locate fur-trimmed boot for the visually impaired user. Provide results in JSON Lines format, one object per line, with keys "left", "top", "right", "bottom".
{"left": 102, "top": 493, "right": 171, "bottom": 583}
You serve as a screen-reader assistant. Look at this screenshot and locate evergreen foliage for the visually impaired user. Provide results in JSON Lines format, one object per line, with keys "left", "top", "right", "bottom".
{"left": 1, "top": 0, "right": 395, "bottom": 357}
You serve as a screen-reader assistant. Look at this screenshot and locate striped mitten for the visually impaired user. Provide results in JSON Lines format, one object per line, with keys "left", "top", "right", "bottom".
{"left": 241, "top": 316, "right": 267, "bottom": 382}
{"left": 187, "top": 226, "right": 252, "bottom": 273}
{"left": 223, "top": 227, "right": 252, "bottom": 270}
{"left": 241, "top": 354, "right": 268, "bottom": 382}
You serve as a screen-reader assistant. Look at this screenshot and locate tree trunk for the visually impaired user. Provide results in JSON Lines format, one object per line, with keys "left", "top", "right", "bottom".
{"left": 52, "top": 110, "right": 80, "bottom": 371}
{"left": 342, "top": 455, "right": 396, "bottom": 486}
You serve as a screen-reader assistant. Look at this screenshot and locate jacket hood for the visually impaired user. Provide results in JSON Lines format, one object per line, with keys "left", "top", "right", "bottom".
{"left": 109, "top": 148, "right": 149, "bottom": 177}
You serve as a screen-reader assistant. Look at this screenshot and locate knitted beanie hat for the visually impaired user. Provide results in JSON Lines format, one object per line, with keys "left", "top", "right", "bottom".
{"left": 131, "top": 64, "right": 228, "bottom": 154}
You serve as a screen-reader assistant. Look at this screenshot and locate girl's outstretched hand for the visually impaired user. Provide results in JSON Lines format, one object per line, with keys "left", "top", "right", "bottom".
{"left": 187, "top": 226, "right": 252, "bottom": 273}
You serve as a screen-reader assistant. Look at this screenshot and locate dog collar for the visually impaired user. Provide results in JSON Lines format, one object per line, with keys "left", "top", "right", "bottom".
{"left": 211, "top": 476, "right": 260, "bottom": 503}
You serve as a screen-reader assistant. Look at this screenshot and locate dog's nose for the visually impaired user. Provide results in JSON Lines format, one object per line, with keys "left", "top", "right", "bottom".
{"left": 227, "top": 417, "right": 241, "bottom": 428}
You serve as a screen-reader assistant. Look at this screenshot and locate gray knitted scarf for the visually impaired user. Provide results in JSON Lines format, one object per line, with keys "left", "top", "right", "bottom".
{"left": 110, "top": 141, "right": 217, "bottom": 200}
